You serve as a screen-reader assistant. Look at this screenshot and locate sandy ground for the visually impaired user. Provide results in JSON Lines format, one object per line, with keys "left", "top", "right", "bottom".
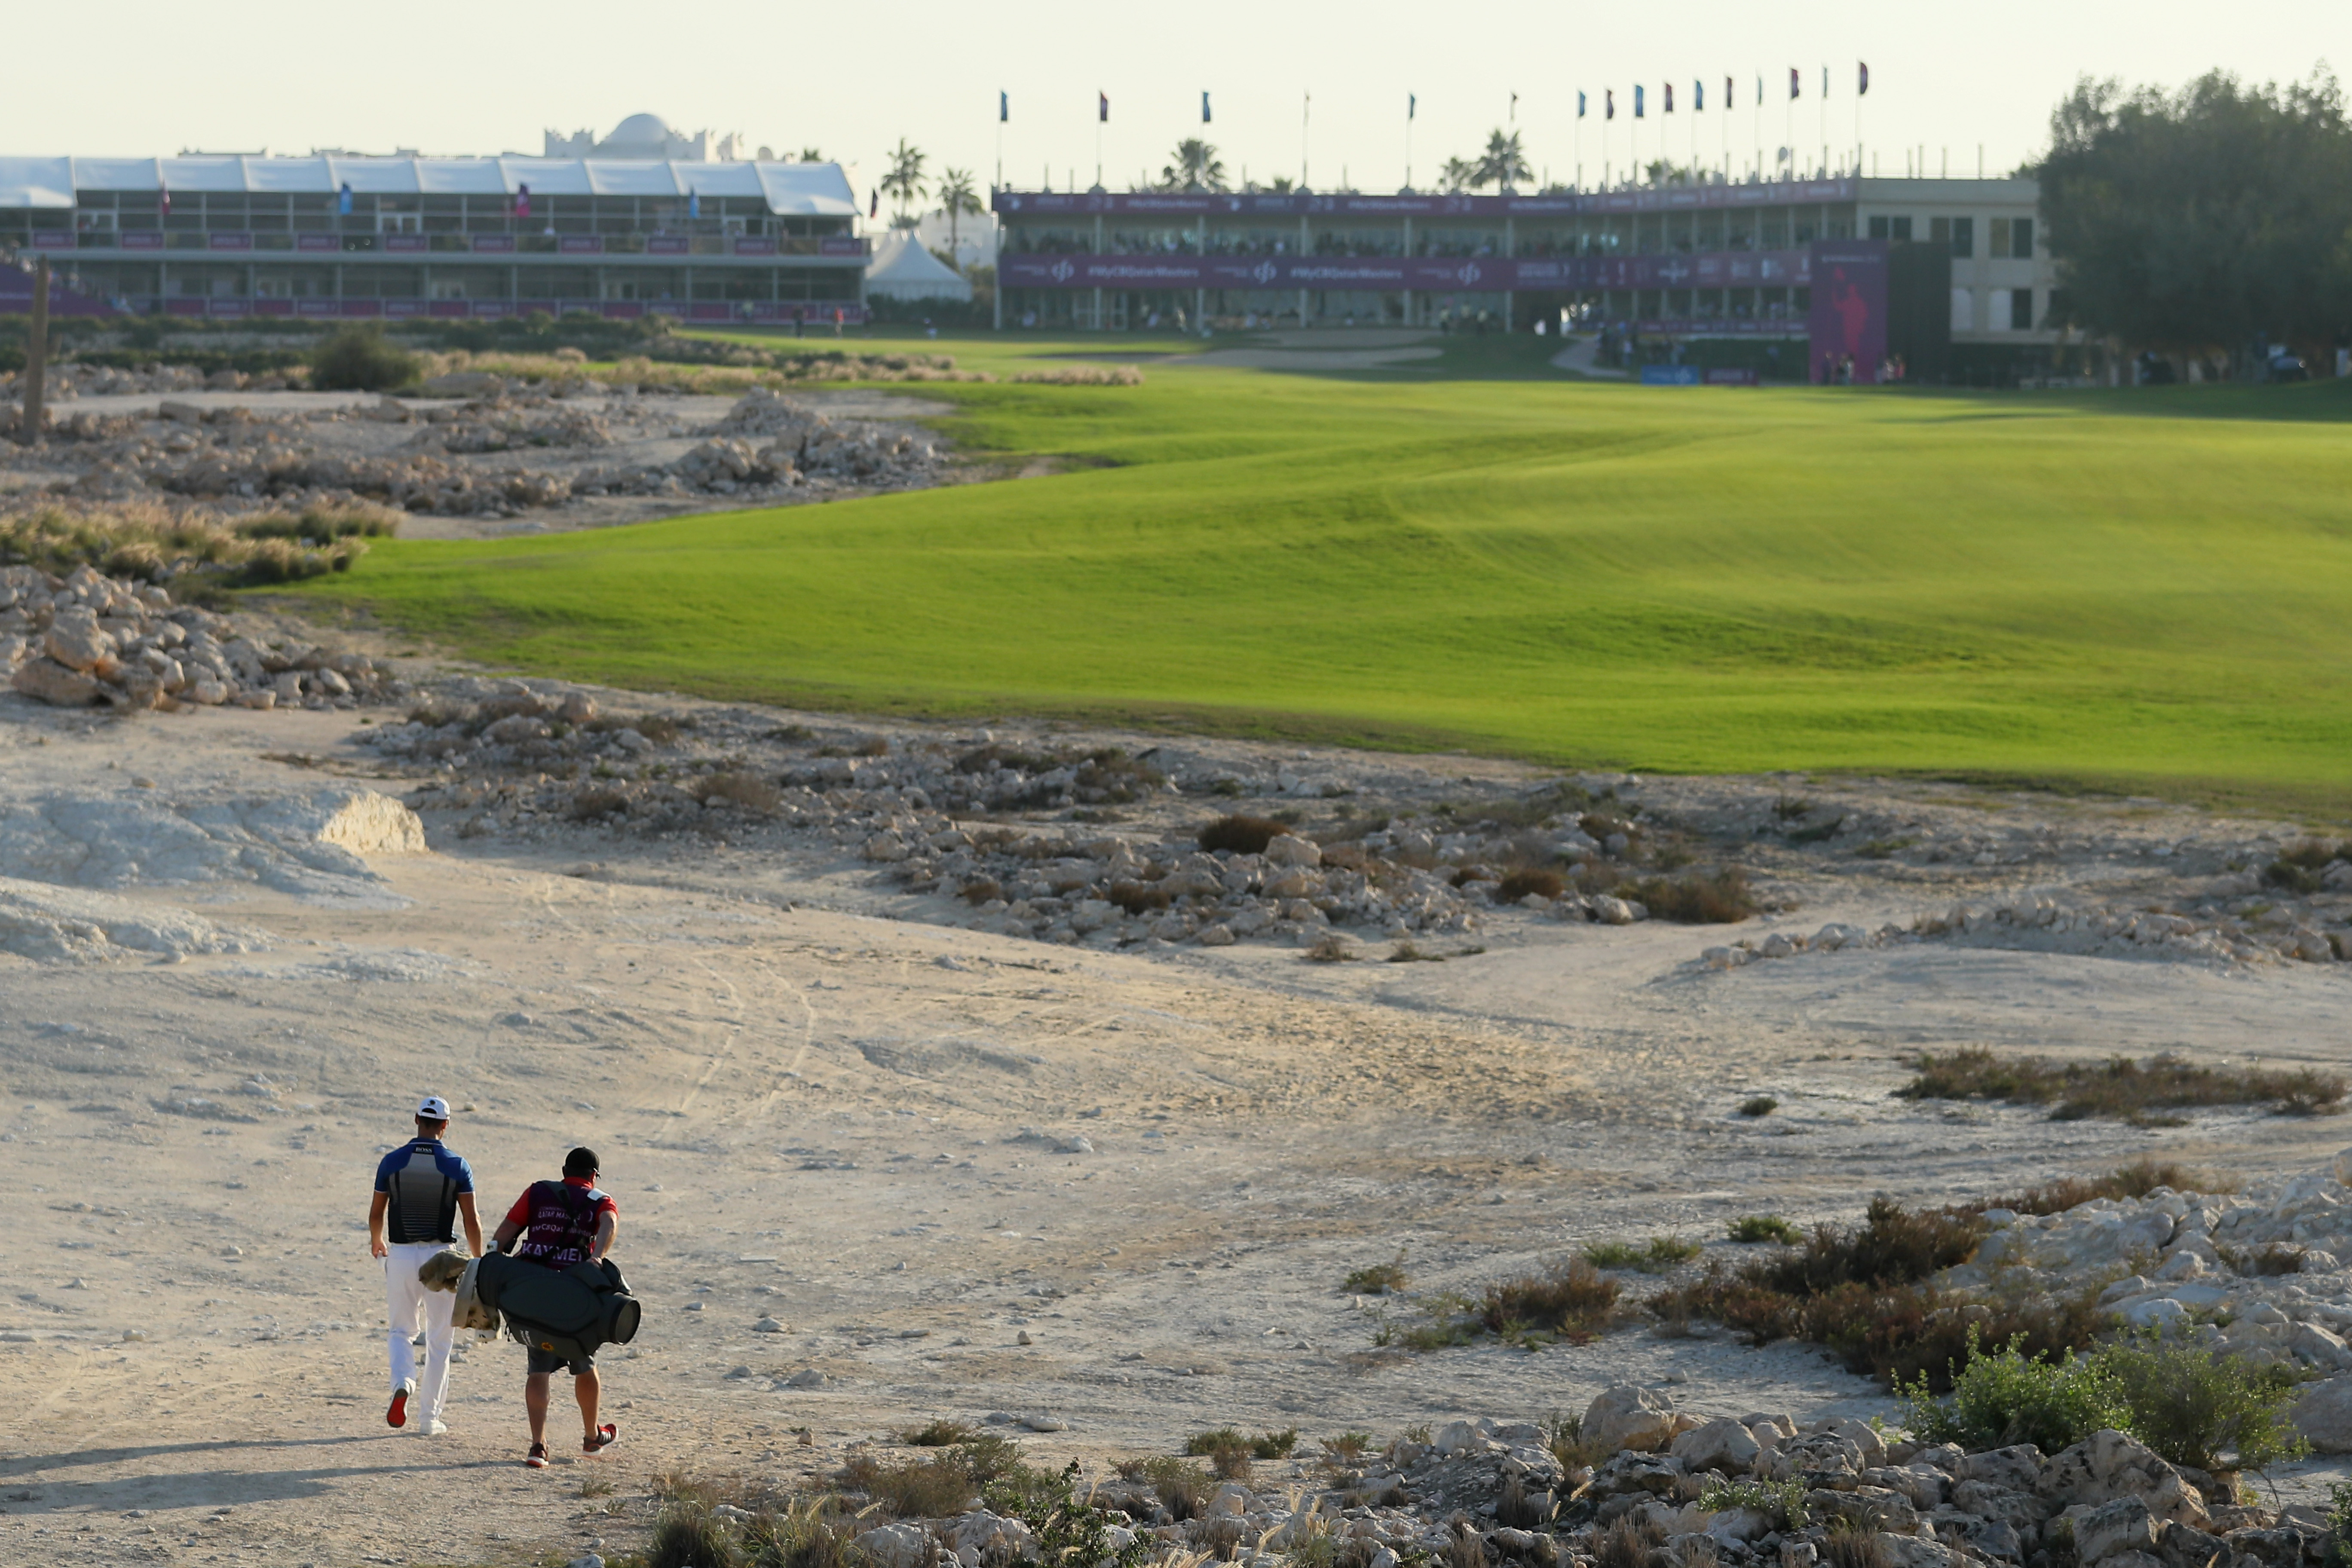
{"left": 3, "top": 682, "right": 2351, "bottom": 1567}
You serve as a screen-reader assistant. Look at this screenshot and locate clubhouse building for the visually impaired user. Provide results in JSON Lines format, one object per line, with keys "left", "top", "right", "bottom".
{"left": 995, "top": 175, "right": 2064, "bottom": 376}
{"left": 0, "top": 150, "right": 869, "bottom": 324}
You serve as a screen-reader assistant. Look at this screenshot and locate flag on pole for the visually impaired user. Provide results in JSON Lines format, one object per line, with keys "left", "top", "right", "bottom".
{"left": 1694, "top": 80, "right": 1704, "bottom": 112}
{"left": 868, "top": 189, "right": 879, "bottom": 218}
{"left": 1858, "top": 62, "right": 1870, "bottom": 95}
{"left": 159, "top": 187, "right": 170, "bottom": 217}
{"left": 338, "top": 181, "right": 353, "bottom": 216}
{"left": 514, "top": 182, "right": 530, "bottom": 219}
{"left": 999, "top": 90, "right": 1009, "bottom": 122}
{"left": 1605, "top": 88, "right": 1615, "bottom": 120}
{"left": 1663, "top": 83, "right": 1674, "bottom": 113}
{"left": 1098, "top": 91, "right": 1109, "bottom": 122}
{"left": 1727, "top": 75, "right": 1735, "bottom": 110}
{"left": 1510, "top": 91, "right": 1519, "bottom": 120}
{"left": 1788, "top": 67, "right": 1801, "bottom": 99}
{"left": 1577, "top": 90, "right": 1586, "bottom": 118}
{"left": 1409, "top": 92, "right": 1416, "bottom": 120}
{"left": 1822, "top": 65, "right": 1830, "bottom": 98}
{"left": 1635, "top": 84, "right": 1645, "bottom": 117}
{"left": 1202, "top": 91, "right": 1212, "bottom": 122}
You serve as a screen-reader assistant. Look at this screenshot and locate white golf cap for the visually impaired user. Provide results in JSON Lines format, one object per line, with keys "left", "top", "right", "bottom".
{"left": 416, "top": 1095, "right": 451, "bottom": 1119}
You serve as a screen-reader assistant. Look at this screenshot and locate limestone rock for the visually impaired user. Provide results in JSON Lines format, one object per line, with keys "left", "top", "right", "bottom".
{"left": 12, "top": 657, "right": 103, "bottom": 706}
{"left": 2073, "top": 1498, "right": 2157, "bottom": 1565}
{"left": 856, "top": 1522, "right": 935, "bottom": 1568}
{"left": 1670, "top": 1416, "right": 1761, "bottom": 1475}
{"left": 1583, "top": 1385, "right": 1680, "bottom": 1455}
{"left": 2291, "top": 1374, "right": 2352, "bottom": 1452}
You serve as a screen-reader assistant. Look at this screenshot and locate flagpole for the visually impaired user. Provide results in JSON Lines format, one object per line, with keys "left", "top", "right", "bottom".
{"left": 1302, "top": 91, "right": 1311, "bottom": 188}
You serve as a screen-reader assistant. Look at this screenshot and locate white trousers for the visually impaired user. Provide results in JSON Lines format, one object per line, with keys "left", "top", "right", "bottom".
{"left": 383, "top": 1241, "right": 457, "bottom": 1421}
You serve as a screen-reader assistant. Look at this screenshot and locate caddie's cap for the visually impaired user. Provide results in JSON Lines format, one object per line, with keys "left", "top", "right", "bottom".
{"left": 416, "top": 1095, "right": 452, "bottom": 1119}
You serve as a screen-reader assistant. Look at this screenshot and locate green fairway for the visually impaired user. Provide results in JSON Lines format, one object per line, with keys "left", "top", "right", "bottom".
{"left": 290, "top": 340, "right": 2352, "bottom": 813}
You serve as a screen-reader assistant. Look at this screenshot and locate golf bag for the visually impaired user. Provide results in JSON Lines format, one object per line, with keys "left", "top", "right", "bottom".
{"left": 472, "top": 1252, "right": 642, "bottom": 1364}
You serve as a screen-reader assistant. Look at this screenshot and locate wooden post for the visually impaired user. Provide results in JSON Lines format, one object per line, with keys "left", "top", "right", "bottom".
{"left": 17, "top": 254, "right": 49, "bottom": 445}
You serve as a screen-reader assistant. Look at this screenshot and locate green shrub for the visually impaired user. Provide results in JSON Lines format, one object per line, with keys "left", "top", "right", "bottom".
{"left": 837, "top": 1435, "right": 1028, "bottom": 1517}
{"left": 1896, "top": 1329, "right": 2131, "bottom": 1453}
{"left": 983, "top": 1460, "right": 1155, "bottom": 1568}
{"left": 648, "top": 1502, "right": 743, "bottom": 1568}
{"left": 1480, "top": 1259, "right": 1621, "bottom": 1341}
{"left": 1697, "top": 1479, "right": 1810, "bottom": 1529}
{"left": 1583, "top": 1236, "right": 1702, "bottom": 1274}
{"left": 1899, "top": 1047, "right": 2345, "bottom": 1122}
{"left": 1345, "top": 1253, "right": 1409, "bottom": 1295}
{"left": 2090, "top": 1336, "right": 2308, "bottom": 1472}
{"left": 309, "top": 323, "right": 420, "bottom": 391}
{"left": 1739, "top": 1096, "right": 1779, "bottom": 1117}
{"left": 1727, "top": 1215, "right": 1803, "bottom": 1245}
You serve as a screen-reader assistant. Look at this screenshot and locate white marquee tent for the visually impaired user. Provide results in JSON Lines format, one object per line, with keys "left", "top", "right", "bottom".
{"left": 864, "top": 233, "right": 971, "bottom": 302}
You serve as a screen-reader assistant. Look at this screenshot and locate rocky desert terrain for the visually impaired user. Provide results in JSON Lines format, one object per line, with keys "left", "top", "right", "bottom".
{"left": 3, "top": 578, "right": 2352, "bottom": 1568}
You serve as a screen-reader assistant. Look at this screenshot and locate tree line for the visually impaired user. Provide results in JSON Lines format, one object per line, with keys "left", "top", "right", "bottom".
{"left": 2038, "top": 69, "right": 2352, "bottom": 369}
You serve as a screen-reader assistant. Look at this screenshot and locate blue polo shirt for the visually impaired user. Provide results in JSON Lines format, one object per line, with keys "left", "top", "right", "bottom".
{"left": 374, "top": 1138, "right": 476, "bottom": 1246}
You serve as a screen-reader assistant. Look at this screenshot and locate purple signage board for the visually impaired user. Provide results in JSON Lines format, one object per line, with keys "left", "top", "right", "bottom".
{"left": 1806, "top": 239, "right": 1889, "bottom": 383}
{"left": 645, "top": 235, "right": 687, "bottom": 254}
{"left": 252, "top": 298, "right": 294, "bottom": 316}
{"left": 560, "top": 235, "right": 605, "bottom": 254}
{"left": 296, "top": 297, "right": 348, "bottom": 317}
{"left": 164, "top": 298, "right": 206, "bottom": 316}
{"left": 120, "top": 230, "right": 165, "bottom": 251}
{"left": 383, "top": 298, "right": 430, "bottom": 317}
{"left": 31, "top": 230, "right": 75, "bottom": 250}
{"left": 472, "top": 234, "right": 517, "bottom": 253}
{"left": 297, "top": 232, "right": 340, "bottom": 252}
{"left": 998, "top": 248, "right": 1813, "bottom": 293}
{"left": 733, "top": 236, "right": 777, "bottom": 255}
{"left": 208, "top": 232, "right": 254, "bottom": 251}
{"left": 470, "top": 300, "right": 514, "bottom": 317}
{"left": 818, "top": 236, "right": 867, "bottom": 256}
{"left": 383, "top": 233, "right": 429, "bottom": 253}
{"left": 994, "top": 178, "right": 1856, "bottom": 220}
{"left": 207, "top": 298, "right": 251, "bottom": 317}
{"left": 600, "top": 300, "right": 645, "bottom": 318}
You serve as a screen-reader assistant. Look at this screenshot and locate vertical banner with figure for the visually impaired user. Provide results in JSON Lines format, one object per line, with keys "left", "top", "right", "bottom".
{"left": 1807, "top": 239, "right": 1889, "bottom": 383}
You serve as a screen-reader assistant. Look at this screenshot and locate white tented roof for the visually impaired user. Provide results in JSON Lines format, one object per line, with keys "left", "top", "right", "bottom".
{"left": 865, "top": 234, "right": 974, "bottom": 301}
{"left": 0, "top": 155, "right": 858, "bottom": 214}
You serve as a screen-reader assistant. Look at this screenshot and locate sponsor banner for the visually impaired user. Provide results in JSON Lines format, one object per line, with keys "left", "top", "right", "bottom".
{"left": 383, "top": 233, "right": 429, "bottom": 253}
{"left": 733, "top": 237, "right": 777, "bottom": 255}
{"left": 31, "top": 230, "right": 77, "bottom": 250}
{"left": 207, "top": 232, "right": 254, "bottom": 251}
{"left": 164, "top": 298, "right": 207, "bottom": 316}
{"left": 1704, "top": 368, "right": 1761, "bottom": 385}
{"left": 817, "top": 236, "right": 867, "bottom": 255}
{"left": 382, "top": 298, "right": 431, "bottom": 317}
{"left": 296, "top": 297, "right": 347, "bottom": 317}
{"left": 560, "top": 235, "right": 605, "bottom": 254}
{"left": 645, "top": 235, "right": 688, "bottom": 254}
{"left": 470, "top": 300, "right": 514, "bottom": 317}
{"left": 119, "top": 231, "right": 165, "bottom": 251}
{"left": 995, "top": 178, "right": 1856, "bottom": 220}
{"left": 472, "top": 234, "right": 517, "bottom": 253}
{"left": 206, "top": 298, "right": 252, "bottom": 318}
{"left": 428, "top": 300, "right": 471, "bottom": 318}
{"left": 1001, "top": 248, "right": 1813, "bottom": 292}
{"left": 599, "top": 301, "right": 645, "bottom": 318}
{"left": 297, "top": 232, "right": 341, "bottom": 252}
{"left": 1807, "top": 239, "right": 1889, "bottom": 383}
{"left": 1624, "top": 318, "right": 1805, "bottom": 337}
{"left": 252, "top": 299, "right": 295, "bottom": 316}
{"left": 1638, "top": 364, "right": 1702, "bottom": 385}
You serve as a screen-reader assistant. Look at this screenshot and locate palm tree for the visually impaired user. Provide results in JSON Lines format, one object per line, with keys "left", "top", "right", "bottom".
{"left": 879, "top": 138, "right": 928, "bottom": 226}
{"left": 1160, "top": 138, "right": 1228, "bottom": 192}
{"left": 797, "top": 146, "right": 824, "bottom": 162}
{"left": 935, "top": 168, "right": 983, "bottom": 260}
{"left": 1438, "top": 156, "right": 1479, "bottom": 194}
{"left": 1473, "top": 129, "right": 1531, "bottom": 192}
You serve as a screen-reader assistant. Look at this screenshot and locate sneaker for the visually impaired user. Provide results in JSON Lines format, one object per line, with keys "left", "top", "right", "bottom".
{"left": 583, "top": 1424, "right": 617, "bottom": 1455}
{"left": 418, "top": 1418, "right": 448, "bottom": 1438}
{"left": 524, "top": 1442, "right": 549, "bottom": 1469}
{"left": 386, "top": 1380, "right": 415, "bottom": 1429}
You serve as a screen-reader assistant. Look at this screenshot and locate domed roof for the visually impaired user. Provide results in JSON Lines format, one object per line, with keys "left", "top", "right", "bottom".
{"left": 607, "top": 113, "right": 673, "bottom": 145}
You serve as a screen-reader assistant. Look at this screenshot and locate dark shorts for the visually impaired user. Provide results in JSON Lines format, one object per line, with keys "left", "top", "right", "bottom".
{"left": 526, "top": 1346, "right": 596, "bottom": 1377}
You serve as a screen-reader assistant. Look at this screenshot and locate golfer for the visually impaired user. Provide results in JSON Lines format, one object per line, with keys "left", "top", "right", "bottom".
{"left": 492, "top": 1146, "right": 619, "bottom": 1468}
{"left": 367, "top": 1095, "right": 482, "bottom": 1436}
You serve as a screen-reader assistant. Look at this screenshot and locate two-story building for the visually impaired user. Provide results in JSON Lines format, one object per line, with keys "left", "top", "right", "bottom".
{"left": 994, "top": 175, "right": 2063, "bottom": 375}
{"left": 0, "top": 153, "right": 869, "bottom": 324}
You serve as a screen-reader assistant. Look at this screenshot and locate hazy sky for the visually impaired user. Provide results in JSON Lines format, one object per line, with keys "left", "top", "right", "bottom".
{"left": 6, "top": 0, "right": 2340, "bottom": 199}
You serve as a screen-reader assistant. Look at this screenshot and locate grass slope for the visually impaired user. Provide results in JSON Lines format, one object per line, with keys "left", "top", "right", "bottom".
{"left": 289, "top": 340, "right": 2352, "bottom": 811}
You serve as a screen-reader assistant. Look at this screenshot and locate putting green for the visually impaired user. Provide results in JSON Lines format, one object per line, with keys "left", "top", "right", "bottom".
{"left": 288, "top": 337, "right": 2352, "bottom": 814}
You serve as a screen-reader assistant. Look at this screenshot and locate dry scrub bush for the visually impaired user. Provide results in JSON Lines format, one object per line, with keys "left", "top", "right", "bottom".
{"left": 1975, "top": 1158, "right": 2226, "bottom": 1216}
{"left": 2264, "top": 839, "right": 2352, "bottom": 894}
{"left": 1302, "top": 933, "right": 1359, "bottom": 963}
{"left": 694, "top": 771, "right": 784, "bottom": 815}
{"left": 1623, "top": 867, "right": 1758, "bottom": 923}
{"left": 0, "top": 499, "right": 396, "bottom": 584}
{"left": 1899, "top": 1047, "right": 2345, "bottom": 1123}
{"left": 1478, "top": 1258, "right": 1619, "bottom": 1342}
{"left": 1344, "top": 1253, "right": 1409, "bottom": 1295}
{"left": 1009, "top": 364, "right": 1145, "bottom": 385}
{"left": 1496, "top": 867, "right": 1566, "bottom": 902}
{"left": 1198, "top": 814, "right": 1286, "bottom": 855}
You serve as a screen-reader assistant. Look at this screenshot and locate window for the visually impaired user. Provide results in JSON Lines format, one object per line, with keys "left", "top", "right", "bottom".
{"left": 1868, "top": 216, "right": 1888, "bottom": 239}
{"left": 2011, "top": 217, "right": 2033, "bottom": 257}
{"left": 1951, "top": 288, "right": 1975, "bottom": 333}
{"left": 1931, "top": 216, "right": 1974, "bottom": 257}
{"left": 1990, "top": 217, "right": 2009, "bottom": 257}
{"left": 1891, "top": 216, "right": 1912, "bottom": 241}
{"left": 2008, "top": 288, "right": 2033, "bottom": 330}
